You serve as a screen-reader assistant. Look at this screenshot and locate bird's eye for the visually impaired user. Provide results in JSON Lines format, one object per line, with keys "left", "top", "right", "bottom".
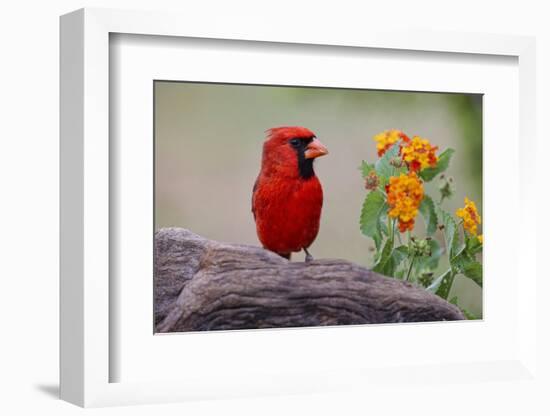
{"left": 289, "top": 138, "right": 301, "bottom": 148}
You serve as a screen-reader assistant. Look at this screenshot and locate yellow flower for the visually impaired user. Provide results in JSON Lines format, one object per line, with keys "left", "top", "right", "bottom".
{"left": 401, "top": 136, "right": 439, "bottom": 172}
{"left": 373, "top": 129, "right": 409, "bottom": 157}
{"left": 477, "top": 234, "right": 483, "bottom": 244}
{"left": 456, "top": 197, "right": 481, "bottom": 236}
{"left": 386, "top": 172, "right": 424, "bottom": 232}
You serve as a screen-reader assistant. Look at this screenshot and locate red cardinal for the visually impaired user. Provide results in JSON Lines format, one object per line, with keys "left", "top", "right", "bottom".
{"left": 252, "top": 126, "right": 328, "bottom": 261}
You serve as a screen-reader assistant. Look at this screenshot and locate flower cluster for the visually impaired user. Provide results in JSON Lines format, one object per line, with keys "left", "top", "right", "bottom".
{"left": 371, "top": 130, "right": 439, "bottom": 233}
{"left": 456, "top": 197, "right": 482, "bottom": 243}
{"left": 410, "top": 237, "right": 433, "bottom": 257}
{"left": 373, "top": 130, "right": 439, "bottom": 173}
{"left": 373, "top": 129, "right": 410, "bottom": 157}
{"left": 364, "top": 171, "right": 379, "bottom": 190}
{"left": 401, "top": 136, "right": 439, "bottom": 172}
{"left": 386, "top": 172, "right": 424, "bottom": 232}
{"left": 361, "top": 128, "right": 483, "bottom": 308}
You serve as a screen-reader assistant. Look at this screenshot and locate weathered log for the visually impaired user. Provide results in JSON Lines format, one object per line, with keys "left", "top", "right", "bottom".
{"left": 155, "top": 228, "right": 464, "bottom": 332}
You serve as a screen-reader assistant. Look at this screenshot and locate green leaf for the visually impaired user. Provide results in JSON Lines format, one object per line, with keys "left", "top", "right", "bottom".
{"left": 426, "top": 268, "right": 448, "bottom": 293}
{"left": 372, "top": 233, "right": 382, "bottom": 252}
{"left": 450, "top": 250, "right": 483, "bottom": 288}
{"left": 360, "top": 191, "right": 387, "bottom": 247}
{"left": 375, "top": 143, "right": 402, "bottom": 182}
{"left": 361, "top": 160, "right": 375, "bottom": 178}
{"left": 379, "top": 208, "right": 389, "bottom": 237}
{"left": 427, "top": 268, "right": 454, "bottom": 300}
{"left": 419, "top": 195, "right": 437, "bottom": 235}
{"left": 393, "top": 245, "right": 410, "bottom": 265}
{"left": 438, "top": 208, "right": 460, "bottom": 258}
{"left": 419, "top": 148, "right": 455, "bottom": 182}
{"left": 435, "top": 272, "right": 455, "bottom": 299}
{"left": 375, "top": 143, "right": 399, "bottom": 179}
{"left": 466, "top": 235, "right": 483, "bottom": 255}
{"left": 372, "top": 241, "right": 410, "bottom": 278}
{"left": 391, "top": 246, "right": 410, "bottom": 279}
{"left": 463, "top": 261, "right": 482, "bottom": 286}
{"left": 450, "top": 251, "right": 468, "bottom": 271}
{"left": 372, "top": 238, "right": 394, "bottom": 276}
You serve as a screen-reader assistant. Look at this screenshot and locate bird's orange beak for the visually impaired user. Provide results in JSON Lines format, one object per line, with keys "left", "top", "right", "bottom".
{"left": 304, "top": 139, "right": 329, "bottom": 159}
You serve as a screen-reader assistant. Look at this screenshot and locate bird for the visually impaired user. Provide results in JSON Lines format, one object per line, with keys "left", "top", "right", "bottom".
{"left": 252, "top": 126, "right": 328, "bottom": 262}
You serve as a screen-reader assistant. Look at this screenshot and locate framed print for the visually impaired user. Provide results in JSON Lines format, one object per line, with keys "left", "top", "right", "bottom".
{"left": 60, "top": 8, "right": 538, "bottom": 407}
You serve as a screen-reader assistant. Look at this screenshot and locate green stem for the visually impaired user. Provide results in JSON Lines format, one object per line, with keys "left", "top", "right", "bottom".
{"left": 442, "top": 271, "right": 456, "bottom": 300}
{"left": 406, "top": 255, "right": 416, "bottom": 282}
{"left": 459, "top": 219, "right": 467, "bottom": 242}
{"left": 439, "top": 226, "right": 448, "bottom": 257}
{"left": 388, "top": 217, "right": 395, "bottom": 248}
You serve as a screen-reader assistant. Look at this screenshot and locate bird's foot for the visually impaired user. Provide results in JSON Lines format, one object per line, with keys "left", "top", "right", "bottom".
{"left": 303, "top": 248, "right": 314, "bottom": 263}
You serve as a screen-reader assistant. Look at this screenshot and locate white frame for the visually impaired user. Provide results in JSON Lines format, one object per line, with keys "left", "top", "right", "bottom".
{"left": 60, "top": 8, "right": 537, "bottom": 407}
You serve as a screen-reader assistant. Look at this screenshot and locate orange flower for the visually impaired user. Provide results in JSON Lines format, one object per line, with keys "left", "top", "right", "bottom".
{"left": 386, "top": 172, "right": 424, "bottom": 232}
{"left": 456, "top": 197, "right": 481, "bottom": 236}
{"left": 373, "top": 129, "right": 410, "bottom": 157}
{"left": 401, "top": 136, "right": 438, "bottom": 172}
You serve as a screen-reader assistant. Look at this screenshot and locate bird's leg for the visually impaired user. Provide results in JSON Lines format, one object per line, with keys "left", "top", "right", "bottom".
{"left": 303, "top": 247, "right": 314, "bottom": 263}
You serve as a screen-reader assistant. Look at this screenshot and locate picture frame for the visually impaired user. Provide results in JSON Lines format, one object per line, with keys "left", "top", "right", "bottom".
{"left": 60, "top": 7, "right": 537, "bottom": 407}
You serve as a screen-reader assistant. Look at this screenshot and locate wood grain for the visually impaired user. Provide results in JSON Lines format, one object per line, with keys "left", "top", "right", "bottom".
{"left": 155, "top": 228, "right": 464, "bottom": 332}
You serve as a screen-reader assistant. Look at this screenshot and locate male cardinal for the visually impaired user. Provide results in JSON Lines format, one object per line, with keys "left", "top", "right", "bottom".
{"left": 252, "top": 126, "right": 328, "bottom": 261}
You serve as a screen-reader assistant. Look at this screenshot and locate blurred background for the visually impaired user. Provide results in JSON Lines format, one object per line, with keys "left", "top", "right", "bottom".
{"left": 155, "top": 81, "right": 482, "bottom": 316}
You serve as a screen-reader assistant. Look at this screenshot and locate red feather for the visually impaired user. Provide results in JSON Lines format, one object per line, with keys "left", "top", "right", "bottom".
{"left": 252, "top": 126, "right": 328, "bottom": 258}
